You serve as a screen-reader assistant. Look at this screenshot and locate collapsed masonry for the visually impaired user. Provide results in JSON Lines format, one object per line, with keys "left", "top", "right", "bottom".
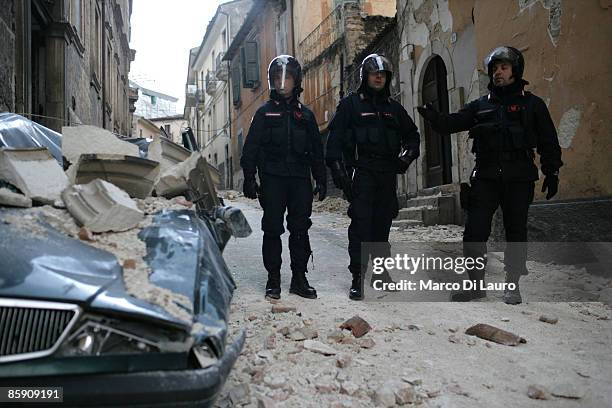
{"left": 0, "top": 121, "right": 228, "bottom": 324}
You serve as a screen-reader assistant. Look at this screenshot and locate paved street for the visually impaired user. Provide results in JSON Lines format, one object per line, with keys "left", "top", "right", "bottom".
{"left": 215, "top": 197, "right": 612, "bottom": 408}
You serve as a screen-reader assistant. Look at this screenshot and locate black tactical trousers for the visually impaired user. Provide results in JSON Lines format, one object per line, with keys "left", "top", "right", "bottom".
{"left": 259, "top": 174, "right": 313, "bottom": 281}
{"left": 463, "top": 177, "right": 535, "bottom": 278}
{"left": 347, "top": 168, "right": 399, "bottom": 276}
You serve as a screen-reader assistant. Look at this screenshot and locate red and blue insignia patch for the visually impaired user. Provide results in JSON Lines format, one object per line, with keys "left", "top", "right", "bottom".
{"left": 508, "top": 105, "right": 521, "bottom": 112}
{"left": 294, "top": 110, "right": 303, "bottom": 120}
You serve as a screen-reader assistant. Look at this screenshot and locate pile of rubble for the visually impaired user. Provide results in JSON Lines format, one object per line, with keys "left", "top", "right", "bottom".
{"left": 0, "top": 122, "right": 222, "bottom": 323}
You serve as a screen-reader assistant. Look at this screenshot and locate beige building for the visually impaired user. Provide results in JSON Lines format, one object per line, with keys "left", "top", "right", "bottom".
{"left": 150, "top": 114, "right": 187, "bottom": 145}
{"left": 133, "top": 114, "right": 161, "bottom": 140}
{"left": 395, "top": 0, "right": 612, "bottom": 233}
{"left": 184, "top": 0, "right": 252, "bottom": 189}
{"left": 1, "top": 0, "right": 135, "bottom": 135}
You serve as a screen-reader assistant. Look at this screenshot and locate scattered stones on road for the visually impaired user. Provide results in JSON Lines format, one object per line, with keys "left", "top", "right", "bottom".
{"left": 465, "top": 323, "right": 526, "bottom": 346}
{"left": 303, "top": 340, "right": 337, "bottom": 356}
{"left": 340, "top": 315, "right": 372, "bottom": 338}
{"left": 271, "top": 305, "right": 297, "bottom": 314}
{"left": 527, "top": 384, "right": 551, "bottom": 400}
{"left": 539, "top": 315, "right": 559, "bottom": 324}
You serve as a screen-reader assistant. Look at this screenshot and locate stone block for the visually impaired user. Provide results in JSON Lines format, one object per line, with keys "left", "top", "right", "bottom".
{"left": 0, "top": 148, "right": 68, "bottom": 204}
{"left": 62, "top": 179, "right": 144, "bottom": 233}
{"left": 62, "top": 125, "right": 140, "bottom": 165}
{"left": 68, "top": 154, "right": 160, "bottom": 199}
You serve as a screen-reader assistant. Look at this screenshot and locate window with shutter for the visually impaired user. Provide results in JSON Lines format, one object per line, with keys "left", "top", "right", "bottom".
{"left": 241, "top": 40, "right": 260, "bottom": 88}
{"left": 231, "top": 57, "right": 241, "bottom": 106}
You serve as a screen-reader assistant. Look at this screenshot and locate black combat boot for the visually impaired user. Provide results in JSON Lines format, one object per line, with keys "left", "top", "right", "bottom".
{"left": 349, "top": 273, "right": 363, "bottom": 300}
{"left": 289, "top": 271, "right": 317, "bottom": 299}
{"left": 370, "top": 269, "right": 399, "bottom": 292}
{"left": 263, "top": 234, "right": 282, "bottom": 300}
{"left": 450, "top": 269, "right": 487, "bottom": 302}
{"left": 265, "top": 271, "right": 281, "bottom": 300}
{"left": 503, "top": 272, "right": 522, "bottom": 305}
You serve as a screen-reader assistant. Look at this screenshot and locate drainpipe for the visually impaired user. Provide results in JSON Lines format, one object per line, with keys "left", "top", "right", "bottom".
{"left": 219, "top": 10, "right": 232, "bottom": 188}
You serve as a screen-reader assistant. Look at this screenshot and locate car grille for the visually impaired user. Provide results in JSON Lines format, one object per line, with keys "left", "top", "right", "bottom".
{"left": 0, "top": 299, "right": 80, "bottom": 363}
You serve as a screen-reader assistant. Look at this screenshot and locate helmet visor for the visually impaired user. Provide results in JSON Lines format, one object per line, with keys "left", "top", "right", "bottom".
{"left": 362, "top": 54, "right": 393, "bottom": 74}
{"left": 268, "top": 55, "right": 298, "bottom": 92}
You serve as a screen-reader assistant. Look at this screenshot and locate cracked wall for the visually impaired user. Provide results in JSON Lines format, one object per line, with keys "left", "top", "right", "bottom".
{"left": 398, "top": 0, "right": 612, "bottom": 200}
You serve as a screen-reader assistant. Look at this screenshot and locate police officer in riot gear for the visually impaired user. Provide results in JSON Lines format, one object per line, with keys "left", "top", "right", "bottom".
{"left": 418, "top": 46, "right": 562, "bottom": 304}
{"left": 326, "top": 54, "right": 420, "bottom": 300}
{"left": 241, "top": 55, "right": 327, "bottom": 300}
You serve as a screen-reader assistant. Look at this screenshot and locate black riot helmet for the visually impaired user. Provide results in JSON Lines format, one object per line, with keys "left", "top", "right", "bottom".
{"left": 484, "top": 46, "right": 525, "bottom": 81}
{"left": 267, "top": 55, "right": 303, "bottom": 97}
{"left": 359, "top": 53, "right": 393, "bottom": 95}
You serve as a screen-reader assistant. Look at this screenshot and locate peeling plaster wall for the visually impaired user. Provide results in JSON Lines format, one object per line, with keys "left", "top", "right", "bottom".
{"left": 397, "top": 0, "right": 478, "bottom": 214}
{"left": 473, "top": 0, "right": 612, "bottom": 199}
{"left": 398, "top": 0, "right": 612, "bottom": 203}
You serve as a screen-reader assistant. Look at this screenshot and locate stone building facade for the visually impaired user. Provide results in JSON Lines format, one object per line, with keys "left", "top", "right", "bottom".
{"left": 396, "top": 0, "right": 612, "bottom": 232}
{"left": 0, "top": 0, "right": 134, "bottom": 136}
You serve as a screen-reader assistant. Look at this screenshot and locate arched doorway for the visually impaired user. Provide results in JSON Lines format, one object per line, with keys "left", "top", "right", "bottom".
{"left": 422, "top": 56, "right": 452, "bottom": 187}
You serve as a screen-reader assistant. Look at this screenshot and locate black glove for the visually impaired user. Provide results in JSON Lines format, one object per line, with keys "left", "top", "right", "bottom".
{"left": 396, "top": 148, "right": 419, "bottom": 174}
{"left": 243, "top": 175, "right": 259, "bottom": 199}
{"left": 541, "top": 173, "right": 559, "bottom": 200}
{"left": 329, "top": 160, "right": 353, "bottom": 202}
{"left": 417, "top": 103, "right": 439, "bottom": 123}
{"left": 313, "top": 180, "right": 327, "bottom": 201}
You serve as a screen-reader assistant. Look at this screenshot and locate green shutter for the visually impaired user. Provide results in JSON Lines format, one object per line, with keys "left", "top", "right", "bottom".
{"left": 242, "top": 40, "right": 260, "bottom": 88}
{"left": 231, "top": 57, "right": 241, "bottom": 106}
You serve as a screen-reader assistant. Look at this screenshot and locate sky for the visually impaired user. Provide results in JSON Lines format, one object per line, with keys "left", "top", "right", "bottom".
{"left": 129, "top": 0, "right": 224, "bottom": 113}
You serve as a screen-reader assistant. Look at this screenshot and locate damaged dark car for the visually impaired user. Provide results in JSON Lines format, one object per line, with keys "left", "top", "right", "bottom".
{"left": 0, "top": 113, "right": 251, "bottom": 407}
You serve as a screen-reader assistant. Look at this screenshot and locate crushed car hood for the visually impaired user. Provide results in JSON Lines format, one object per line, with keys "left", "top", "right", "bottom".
{"left": 0, "top": 208, "right": 237, "bottom": 354}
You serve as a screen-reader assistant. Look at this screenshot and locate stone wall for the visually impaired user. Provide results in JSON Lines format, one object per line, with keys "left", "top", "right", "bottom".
{"left": 0, "top": 0, "right": 15, "bottom": 112}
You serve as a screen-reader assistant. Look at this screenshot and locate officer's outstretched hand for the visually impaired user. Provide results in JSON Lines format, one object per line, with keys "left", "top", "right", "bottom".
{"left": 541, "top": 174, "right": 559, "bottom": 200}
{"left": 417, "top": 103, "right": 439, "bottom": 123}
{"left": 243, "top": 176, "right": 259, "bottom": 199}
{"left": 313, "top": 180, "right": 327, "bottom": 201}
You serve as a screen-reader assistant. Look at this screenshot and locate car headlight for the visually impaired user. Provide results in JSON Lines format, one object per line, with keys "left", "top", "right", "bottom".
{"left": 57, "top": 321, "right": 161, "bottom": 357}
{"left": 56, "top": 315, "right": 191, "bottom": 357}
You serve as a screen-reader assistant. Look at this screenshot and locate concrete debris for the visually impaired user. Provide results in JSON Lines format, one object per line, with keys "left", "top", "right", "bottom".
{"left": 340, "top": 381, "right": 359, "bottom": 396}
{"left": 147, "top": 135, "right": 191, "bottom": 173}
{"left": 271, "top": 305, "right": 297, "bottom": 314}
{"left": 315, "top": 382, "right": 338, "bottom": 394}
{"left": 372, "top": 385, "right": 396, "bottom": 407}
{"left": 68, "top": 154, "right": 160, "bottom": 199}
{"left": 62, "top": 179, "right": 145, "bottom": 233}
{"left": 0, "top": 148, "right": 68, "bottom": 204}
{"left": 256, "top": 394, "right": 276, "bottom": 408}
{"left": 264, "top": 333, "right": 276, "bottom": 350}
{"left": 227, "top": 384, "right": 251, "bottom": 406}
{"left": 527, "top": 384, "right": 551, "bottom": 400}
{"left": 0, "top": 187, "right": 32, "bottom": 208}
{"left": 358, "top": 338, "right": 376, "bottom": 349}
{"left": 263, "top": 374, "right": 286, "bottom": 389}
{"left": 336, "top": 353, "right": 352, "bottom": 368}
{"left": 539, "top": 315, "right": 559, "bottom": 324}
{"left": 77, "top": 226, "right": 95, "bottom": 241}
{"left": 62, "top": 125, "right": 140, "bottom": 164}
{"left": 393, "top": 382, "right": 417, "bottom": 405}
{"left": 465, "top": 323, "right": 526, "bottom": 346}
{"left": 303, "top": 340, "right": 337, "bottom": 356}
{"left": 549, "top": 383, "right": 585, "bottom": 399}
{"left": 339, "top": 315, "right": 372, "bottom": 338}
{"left": 123, "top": 259, "right": 137, "bottom": 269}
{"left": 155, "top": 151, "right": 204, "bottom": 198}
{"left": 598, "top": 288, "right": 612, "bottom": 302}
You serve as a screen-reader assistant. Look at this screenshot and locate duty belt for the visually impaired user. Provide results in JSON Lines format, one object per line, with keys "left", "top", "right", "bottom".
{"left": 476, "top": 150, "right": 534, "bottom": 163}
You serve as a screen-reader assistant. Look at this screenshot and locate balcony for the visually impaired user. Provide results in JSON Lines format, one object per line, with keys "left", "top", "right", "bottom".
{"left": 298, "top": 3, "right": 347, "bottom": 67}
{"left": 215, "top": 52, "right": 228, "bottom": 81}
{"left": 205, "top": 70, "right": 218, "bottom": 96}
{"left": 185, "top": 84, "right": 197, "bottom": 107}
{"left": 196, "top": 89, "right": 205, "bottom": 110}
